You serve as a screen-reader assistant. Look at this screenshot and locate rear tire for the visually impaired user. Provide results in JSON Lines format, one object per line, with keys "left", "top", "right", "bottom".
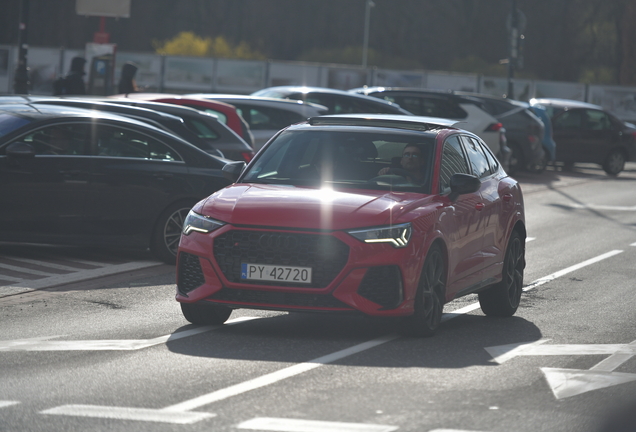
{"left": 602, "top": 149, "right": 625, "bottom": 176}
{"left": 151, "top": 202, "right": 194, "bottom": 265}
{"left": 479, "top": 231, "right": 524, "bottom": 317}
{"left": 181, "top": 302, "right": 232, "bottom": 325}
{"left": 405, "top": 245, "right": 445, "bottom": 337}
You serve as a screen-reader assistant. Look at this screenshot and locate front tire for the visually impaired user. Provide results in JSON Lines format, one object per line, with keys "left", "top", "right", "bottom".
{"left": 602, "top": 149, "right": 625, "bottom": 176}
{"left": 406, "top": 245, "right": 445, "bottom": 337}
{"left": 151, "top": 202, "right": 194, "bottom": 265}
{"left": 479, "top": 231, "right": 524, "bottom": 317}
{"left": 181, "top": 302, "right": 232, "bottom": 325}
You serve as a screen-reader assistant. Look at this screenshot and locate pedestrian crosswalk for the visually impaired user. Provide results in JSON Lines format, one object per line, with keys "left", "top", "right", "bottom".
{"left": 0, "top": 247, "right": 162, "bottom": 298}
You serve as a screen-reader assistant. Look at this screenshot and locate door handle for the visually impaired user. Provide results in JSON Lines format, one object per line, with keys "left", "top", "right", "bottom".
{"left": 475, "top": 203, "right": 485, "bottom": 211}
{"left": 503, "top": 193, "right": 513, "bottom": 202}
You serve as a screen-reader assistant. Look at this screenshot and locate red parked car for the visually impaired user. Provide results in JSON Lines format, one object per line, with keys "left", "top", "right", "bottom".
{"left": 176, "top": 114, "right": 526, "bottom": 336}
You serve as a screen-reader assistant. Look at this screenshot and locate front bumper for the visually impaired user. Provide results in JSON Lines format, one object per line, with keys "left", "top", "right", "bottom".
{"left": 176, "top": 225, "right": 422, "bottom": 317}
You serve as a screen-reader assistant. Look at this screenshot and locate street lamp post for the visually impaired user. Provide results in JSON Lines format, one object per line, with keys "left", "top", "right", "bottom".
{"left": 13, "top": 0, "right": 30, "bottom": 94}
{"left": 362, "top": 0, "right": 374, "bottom": 68}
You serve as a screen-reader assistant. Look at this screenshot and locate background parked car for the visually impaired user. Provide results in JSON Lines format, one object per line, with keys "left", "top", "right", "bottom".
{"left": 350, "top": 87, "right": 511, "bottom": 171}
{"left": 188, "top": 94, "right": 328, "bottom": 150}
{"left": 93, "top": 98, "right": 255, "bottom": 162}
{"left": 110, "top": 93, "right": 255, "bottom": 148}
{"left": 252, "top": 86, "right": 413, "bottom": 116}
{"left": 531, "top": 98, "right": 636, "bottom": 175}
{"left": 15, "top": 97, "right": 253, "bottom": 161}
{"left": 455, "top": 92, "right": 546, "bottom": 174}
{"left": 0, "top": 103, "right": 232, "bottom": 264}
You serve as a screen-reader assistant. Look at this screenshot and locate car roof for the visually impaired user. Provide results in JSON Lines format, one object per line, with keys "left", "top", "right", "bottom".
{"left": 306, "top": 113, "right": 461, "bottom": 130}
{"left": 254, "top": 86, "right": 406, "bottom": 105}
{"left": 110, "top": 93, "right": 238, "bottom": 110}
{"left": 187, "top": 94, "right": 329, "bottom": 111}
{"left": 530, "top": 98, "right": 603, "bottom": 110}
{"left": 28, "top": 98, "right": 185, "bottom": 123}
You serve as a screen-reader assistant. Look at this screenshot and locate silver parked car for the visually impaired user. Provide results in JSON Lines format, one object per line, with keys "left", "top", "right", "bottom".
{"left": 188, "top": 95, "right": 328, "bottom": 150}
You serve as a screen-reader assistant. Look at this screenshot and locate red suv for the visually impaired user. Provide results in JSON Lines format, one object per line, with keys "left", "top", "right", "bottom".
{"left": 176, "top": 114, "right": 526, "bottom": 336}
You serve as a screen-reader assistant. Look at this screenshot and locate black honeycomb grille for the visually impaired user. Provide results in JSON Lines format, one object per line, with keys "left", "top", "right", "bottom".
{"left": 210, "top": 287, "right": 352, "bottom": 310}
{"left": 213, "top": 230, "right": 350, "bottom": 288}
{"left": 357, "top": 266, "right": 403, "bottom": 309}
{"left": 177, "top": 252, "right": 206, "bottom": 295}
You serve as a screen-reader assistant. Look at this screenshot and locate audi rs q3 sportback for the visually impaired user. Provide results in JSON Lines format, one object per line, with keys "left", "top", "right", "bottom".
{"left": 176, "top": 114, "right": 526, "bottom": 336}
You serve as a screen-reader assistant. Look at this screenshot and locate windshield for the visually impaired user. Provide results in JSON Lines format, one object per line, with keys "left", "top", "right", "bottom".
{"left": 0, "top": 113, "right": 32, "bottom": 138}
{"left": 241, "top": 128, "right": 435, "bottom": 193}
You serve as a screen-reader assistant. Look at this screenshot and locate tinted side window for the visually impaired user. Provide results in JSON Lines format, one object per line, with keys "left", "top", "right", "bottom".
{"left": 183, "top": 118, "right": 220, "bottom": 140}
{"left": 19, "top": 123, "right": 90, "bottom": 156}
{"left": 238, "top": 105, "right": 304, "bottom": 130}
{"left": 461, "top": 135, "right": 490, "bottom": 178}
{"left": 553, "top": 109, "right": 583, "bottom": 130}
{"left": 383, "top": 93, "right": 466, "bottom": 119}
{"left": 439, "top": 135, "right": 470, "bottom": 193}
{"left": 584, "top": 109, "right": 611, "bottom": 131}
{"left": 469, "top": 136, "right": 498, "bottom": 173}
{"left": 94, "top": 126, "right": 183, "bottom": 161}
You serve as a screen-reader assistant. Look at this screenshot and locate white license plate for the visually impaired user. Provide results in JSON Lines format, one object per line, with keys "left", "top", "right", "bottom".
{"left": 241, "top": 263, "right": 312, "bottom": 284}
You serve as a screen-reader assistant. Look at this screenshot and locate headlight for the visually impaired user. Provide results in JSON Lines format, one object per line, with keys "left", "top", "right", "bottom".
{"left": 182, "top": 210, "right": 225, "bottom": 235}
{"left": 347, "top": 223, "right": 412, "bottom": 248}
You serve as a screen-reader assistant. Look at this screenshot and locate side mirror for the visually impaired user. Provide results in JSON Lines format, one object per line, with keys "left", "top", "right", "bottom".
{"left": 448, "top": 173, "right": 481, "bottom": 201}
{"left": 222, "top": 161, "right": 246, "bottom": 182}
{"left": 6, "top": 142, "right": 36, "bottom": 158}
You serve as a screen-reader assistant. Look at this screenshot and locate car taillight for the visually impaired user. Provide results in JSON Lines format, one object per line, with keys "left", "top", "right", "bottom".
{"left": 241, "top": 151, "right": 255, "bottom": 163}
{"left": 485, "top": 122, "right": 504, "bottom": 132}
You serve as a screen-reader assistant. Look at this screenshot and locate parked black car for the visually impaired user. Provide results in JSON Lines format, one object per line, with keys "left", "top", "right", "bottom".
{"left": 0, "top": 104, "right": 232, "bottom": 263}
{"left": 532, "top": 98, "right": 636, "bottom": 175}
{"left": 455, "top": 92, "right": 546, "bottom": 174}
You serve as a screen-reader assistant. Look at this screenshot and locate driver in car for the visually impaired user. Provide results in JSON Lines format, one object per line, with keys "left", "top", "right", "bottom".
{"left": 378, "top": 144, "right": 425, "bottom": 184}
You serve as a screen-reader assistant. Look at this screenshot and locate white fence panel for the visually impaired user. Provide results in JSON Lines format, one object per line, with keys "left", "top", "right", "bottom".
{"left": 534, "top": 80, "right": 586, "bottom": 101}
{"left": 372, "top": 69, "right": 425, "bottom": 88}
{"left": 215, "top": 59, "right": 266, "bottom": 94}
{"left": 325, "top": 66, "right": 368, "bottom": 90}
{"left": 588, "top": 84, "right": 636, "bottom": 122}
{"left": 426, "top": 71, "right": 479, "bottom": 92}
{"left": 479, "top": 76, "right": 534, "bottom": 100}
{"left": 267, "top": 61, "right": 323, "bottom": 88}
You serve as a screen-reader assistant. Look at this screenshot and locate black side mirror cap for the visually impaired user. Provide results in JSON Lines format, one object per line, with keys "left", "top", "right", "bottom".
{"left": 449, "top": 173, "right": 481, "bottom": 201}
{"left": 222, "top": 161, "right": 246, "bottom": 182}
{"left": 6, "top": 142, "right": 36, "bottom": 158}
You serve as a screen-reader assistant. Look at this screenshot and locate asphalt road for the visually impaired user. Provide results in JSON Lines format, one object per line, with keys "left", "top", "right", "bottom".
{"left": 1, "top": 163, "right": 635, "bottom": 432}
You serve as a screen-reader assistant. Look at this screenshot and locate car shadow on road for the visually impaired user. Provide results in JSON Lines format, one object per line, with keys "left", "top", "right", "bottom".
{"left": 165, "top": 310, "right": 543, "bottom": 369}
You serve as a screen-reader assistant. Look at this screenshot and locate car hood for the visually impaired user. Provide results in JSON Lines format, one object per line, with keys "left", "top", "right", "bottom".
{"left": 199, "top": 184, "right": 432, "bottom": 230}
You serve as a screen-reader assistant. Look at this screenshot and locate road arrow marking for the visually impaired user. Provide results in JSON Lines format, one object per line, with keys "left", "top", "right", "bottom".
{"left": 237, "top": 417, "right": 399, "bottom": 432}
{"left": 486, "top": 339, "right": 636, "bottom": 399}
{"left": 541, "top": 368, "right": 636, "bottom": 399}
{"left": 0, "top": 317, "right": 258, "bottom": 351}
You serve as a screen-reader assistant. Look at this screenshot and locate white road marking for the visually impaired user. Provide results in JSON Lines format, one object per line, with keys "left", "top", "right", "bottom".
{"left": 522, "top": 250, "right": 623, "bottom": 291}
{"left": 0, "top": 316, "right": 258, "bottom": 352}
{"left": 0, "top": 260, "right": 162, "bottom": 297}
{"left": 565, "top": 204, "right": 636, "bottom": 211}
{"left": 41, "top": 405, "right": 214, "bottom": 425}
{"left": 237, "top": 417, "right": 398, "bottom": 432}
{"left": 0, "top": 262, "right": 60, "bottom": 277}
{"left": 487, "top": 339, "right": 636, "bottom": 399}
{"left": 3, "top": 256, "right": 98, "bottom": 272}
{"left": 631, "top": 242, "right": 636, "bottom": 247}
{"left": 161, "top": 335, "right": 398, "bottom": 412}
{"left": 0, "top": 401, "right": 20, "bottom": 408}
{"left": 525, "top": 237, "right": 536, "bottom": 242}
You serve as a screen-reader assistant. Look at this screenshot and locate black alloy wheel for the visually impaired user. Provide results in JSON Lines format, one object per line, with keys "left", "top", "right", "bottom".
{"left": 151, "top": 202, "right": 194, "bottom": 265}
{"left": 407, "top": 244, "right": 445, "bottom": 337}
{"left": 181, "top": 302, "right": 232, "bottom": 325}
{"left": 478, "top": 231, "right": 524, "bottom": 317}
{"left": 602, "top": 149, "right": 626, "bottom": 176}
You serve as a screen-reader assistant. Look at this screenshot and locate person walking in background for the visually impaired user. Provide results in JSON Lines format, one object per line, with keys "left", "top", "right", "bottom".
{"left": 52, "top": 56, "right": 86, "bottom": 95}
{"left": 117, "top": 62, "right": 139, "bottom": 95}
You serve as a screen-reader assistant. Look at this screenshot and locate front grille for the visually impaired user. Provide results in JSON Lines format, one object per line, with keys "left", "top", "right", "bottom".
{"left": 213, "top": 230, "right": 350, "bottom": 288}
{"left": 357, "top": 266, "right": 403, "bottom": 309}
{"left": 210, "top": 287, "right": 352, "bottom": 310}
{"left": 177, "top": 252, "right": 206, "bottom": 295}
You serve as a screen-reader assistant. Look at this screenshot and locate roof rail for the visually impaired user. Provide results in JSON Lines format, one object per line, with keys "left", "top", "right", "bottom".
{"left": 307, "top": 114, "right": 460, "bottom": 131}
